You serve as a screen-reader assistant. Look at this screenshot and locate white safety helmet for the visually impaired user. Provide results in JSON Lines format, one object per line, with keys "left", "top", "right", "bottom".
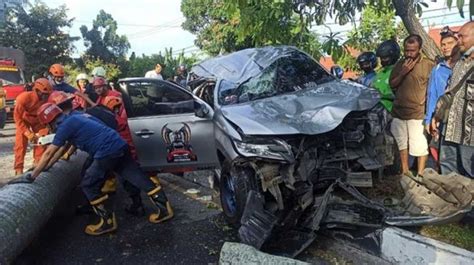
{"left": 91, "top": 66, "right": 106, "bottom": 77}
{"left": 76, "top": 73, "right": 89, "bottom": 81}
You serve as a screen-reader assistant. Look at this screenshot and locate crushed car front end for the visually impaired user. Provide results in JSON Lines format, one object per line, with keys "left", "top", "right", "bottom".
{"left": 189, "top": 46, "right": 398, "bottom": 255}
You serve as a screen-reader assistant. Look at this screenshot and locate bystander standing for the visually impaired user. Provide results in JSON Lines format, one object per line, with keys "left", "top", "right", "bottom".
{"left": 145, "top": 64, "right": 164, "bottom": 80}
{"left": 434, "top": 21, "right": 474, "bottom": 178}
{"left": 389, "top": 34, "right": 435, "bottom": 176}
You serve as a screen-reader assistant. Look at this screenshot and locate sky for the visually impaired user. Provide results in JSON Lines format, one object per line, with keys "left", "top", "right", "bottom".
{"left": 41, "top": 0, "right": 471, "bottom": 57}
{"left": 42, "top": 0, "right": 197, "bottom": 57}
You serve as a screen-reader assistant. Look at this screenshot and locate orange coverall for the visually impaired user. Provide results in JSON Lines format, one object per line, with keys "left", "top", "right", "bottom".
{"left": 13, "top": 91, "right": 48, "bottom": 173}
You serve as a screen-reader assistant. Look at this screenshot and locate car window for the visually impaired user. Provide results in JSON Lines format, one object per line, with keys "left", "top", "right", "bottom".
{"left": 218, "top": 51, "right": 333, "bottom": 105}
{"left": 123, "top": 81, "right": 194, "bottom": 117}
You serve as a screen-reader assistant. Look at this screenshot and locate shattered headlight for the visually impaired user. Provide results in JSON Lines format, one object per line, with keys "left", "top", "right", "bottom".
{"left": 234, "top": 139, "right": 294, "bottom": 162}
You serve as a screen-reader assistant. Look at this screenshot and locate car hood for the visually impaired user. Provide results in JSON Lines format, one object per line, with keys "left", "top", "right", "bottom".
{"left": 220, "top": 80, "right": 381, "bottom": 136}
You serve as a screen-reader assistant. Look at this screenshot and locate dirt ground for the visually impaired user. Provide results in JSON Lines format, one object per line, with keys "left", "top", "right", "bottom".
{"left": 0, "top": 122, "right": 35, "bottom": 185}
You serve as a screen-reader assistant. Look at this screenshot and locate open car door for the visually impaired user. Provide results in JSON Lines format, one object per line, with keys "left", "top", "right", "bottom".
{"left": 118, "top": 78, "right": 219, "bottom": 173}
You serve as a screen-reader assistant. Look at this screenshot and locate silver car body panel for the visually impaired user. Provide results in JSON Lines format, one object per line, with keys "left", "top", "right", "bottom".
{"left": 119, "top": 78, "right": 219, "bottom": 172}
{"left": 219, "top": 80, "right": 380, "bottom": 135}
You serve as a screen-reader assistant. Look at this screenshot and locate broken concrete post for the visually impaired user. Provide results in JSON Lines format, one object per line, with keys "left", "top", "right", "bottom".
{"left": 219, "top": 242, "right": 310, "bottom": 265}
{"left": 0, "top": 152, "right": 87, "bottom": 263}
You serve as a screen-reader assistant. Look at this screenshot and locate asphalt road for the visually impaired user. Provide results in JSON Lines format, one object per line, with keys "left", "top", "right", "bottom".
{"left": 0, "top": 122, "right": 34, "bottom": 185}
{"left": 13, "top": 173, "right": 241, "bottom": 265}
{"left": 2, "top": 122, "right": 389, "bottom": 265}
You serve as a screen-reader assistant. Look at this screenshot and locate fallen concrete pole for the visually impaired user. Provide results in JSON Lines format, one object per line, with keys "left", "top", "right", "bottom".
{"left": 219, "top": 242, "right": 310, "bottom": 265}
{"left": 0, "top": 152, "right": 87, "bottom": 263}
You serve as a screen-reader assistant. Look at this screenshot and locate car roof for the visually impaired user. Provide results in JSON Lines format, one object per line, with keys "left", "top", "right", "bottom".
{"left": 190, "top": 46, "right": 307, "bottom": 84}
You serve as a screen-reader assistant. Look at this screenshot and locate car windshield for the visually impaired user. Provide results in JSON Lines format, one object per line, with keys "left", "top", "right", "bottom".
{"left": 0, "top": 69, "right": 23, "bottom": 84}
{"left": 218, "top": 51, "right": 333, "bottom": 105}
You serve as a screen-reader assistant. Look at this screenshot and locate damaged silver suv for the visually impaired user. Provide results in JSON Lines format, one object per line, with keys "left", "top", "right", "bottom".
{"left": 118, "top": 45, "right": 394, "bottom": 243}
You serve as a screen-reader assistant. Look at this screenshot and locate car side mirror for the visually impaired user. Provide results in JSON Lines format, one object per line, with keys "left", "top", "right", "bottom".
{"left": 330, "top": 65, "right": 344, "bottom": 79}
{"left": 194, "top": 101, "right": 209, "bottom": 118}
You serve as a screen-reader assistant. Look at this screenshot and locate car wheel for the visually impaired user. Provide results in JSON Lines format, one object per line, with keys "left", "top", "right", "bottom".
{"left": 219, "top": 162, "right": 257, "bottom": 227}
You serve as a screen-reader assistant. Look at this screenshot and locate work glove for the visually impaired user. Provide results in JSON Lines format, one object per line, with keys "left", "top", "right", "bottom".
{"left": 24, "top": 131, "right": 38, "bottom": 143}
{"left": 61, "top": 152, "right": 71, "bottom": 161}
{"left": 8, "top": 173, "right": 35, "bottom": 185}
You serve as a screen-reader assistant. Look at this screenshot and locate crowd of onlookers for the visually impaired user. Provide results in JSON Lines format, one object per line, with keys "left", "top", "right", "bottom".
{"left": 354, "top": 21, "right": 474, "bottom": 179}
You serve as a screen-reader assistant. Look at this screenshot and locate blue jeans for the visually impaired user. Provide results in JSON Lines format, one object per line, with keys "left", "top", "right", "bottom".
{"left": 81, "top": 148, "right": 155, "bottom": 201}
{"left": 440, "top": 138, "right": 474, "bottom": 178}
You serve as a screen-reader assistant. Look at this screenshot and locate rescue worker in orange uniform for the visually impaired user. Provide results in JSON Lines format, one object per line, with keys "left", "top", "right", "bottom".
{"left": 49, "top": 64, "right": 78, "bottom": 93}
{"left": 94, "top": 77, "right": 122, "bottom": 105}
{"left": 13, "top": 78, "right": 52, "bottom": 175}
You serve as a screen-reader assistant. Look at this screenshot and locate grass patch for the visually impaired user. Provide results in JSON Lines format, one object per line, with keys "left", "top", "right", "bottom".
{"left": 420, "top": 223, "right": 474, "bottom": 251}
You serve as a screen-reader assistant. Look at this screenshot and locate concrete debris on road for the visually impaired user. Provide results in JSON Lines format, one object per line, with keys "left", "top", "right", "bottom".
{"left": 219, "top": 242, "right": 311, "bottom": 265}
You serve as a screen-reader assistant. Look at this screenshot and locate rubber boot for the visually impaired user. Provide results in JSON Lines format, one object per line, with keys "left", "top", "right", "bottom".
{"left": 101, "top": 177, "right": 117, "bottom": 194}
{"left": 85, "top": 195, "right": 117, "bottom": 236}
{"left": 147, "top": 186, "right": 174, "bottom": 223}
{"left": 150, "top": 175, "right": 161, "bottom": 185}
{"left": 125, "top": 194, "right": 145, "bottom": 217}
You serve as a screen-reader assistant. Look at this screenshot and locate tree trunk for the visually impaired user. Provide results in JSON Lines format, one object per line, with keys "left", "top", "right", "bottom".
{"left": 392, "top": 0, "right": 441, "bottom": 60}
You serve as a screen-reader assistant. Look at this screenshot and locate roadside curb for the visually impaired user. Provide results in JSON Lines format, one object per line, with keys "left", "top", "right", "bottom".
{"left": 381, "top": 227, "right": 474, "bottom": 265}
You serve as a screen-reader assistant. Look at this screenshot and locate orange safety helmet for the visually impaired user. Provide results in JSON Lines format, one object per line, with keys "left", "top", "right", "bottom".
{"left": 48, "top": 91, "right": 75, "bottom": 106}
{"left": 37, "top": 103, "right": 63, "bottom": 125}
{"left": 49, "top": 63, "right": 65, "bottom": 77}
{"left": 33, "top": 78, "right": 53, "bottom": 94}
{"left": 92, "top": 77, "right": 108, "bottom": 87}
{"left": 103, "top": 96, "right": 122, "bottom": 110}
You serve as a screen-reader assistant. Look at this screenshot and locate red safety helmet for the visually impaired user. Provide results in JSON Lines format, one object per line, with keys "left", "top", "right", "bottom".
{"left": 33, "top": 78, "right": 53, "bottom": 94}
{"left": 37, "top": 103, "right": 63, "bottom": 125}
{"left": 49, "top": 63, "right": 65, "bottom": 77}
{"left": 103, "top": 96, "right": 122, "bottom": 111}
{"left": 92, "top": 77, "right": 108, "bottom": 88}
{"left": 48, "top": 91, "right": 75, "bottom": 106}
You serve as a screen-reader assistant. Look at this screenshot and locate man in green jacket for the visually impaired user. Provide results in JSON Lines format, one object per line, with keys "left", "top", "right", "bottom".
{"left": 372, "top": 40, "right": 401, "bottom": 112}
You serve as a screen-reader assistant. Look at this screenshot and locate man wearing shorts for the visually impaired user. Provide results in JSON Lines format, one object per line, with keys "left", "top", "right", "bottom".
{"left": 389, "top": 34, "right": 435, "bottom": 176}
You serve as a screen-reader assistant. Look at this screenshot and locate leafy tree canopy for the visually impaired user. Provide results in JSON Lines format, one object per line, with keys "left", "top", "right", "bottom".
{"left": 1, "top": 1, "right": 78, "bottom": 77}
{"left": 221, "top": 0, "right": 471, "bottom": 60}
{"left": 181, "top": 0, "right": 323, "bottom": 58}
{"left": 80, "top": 10, "right": 130, "bottom": 63}
{"left": 127, "top": 48, "right": 199, "bottom": 79}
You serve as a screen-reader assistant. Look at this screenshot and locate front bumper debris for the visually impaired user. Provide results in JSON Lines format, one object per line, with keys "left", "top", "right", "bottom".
{"left": 238, "top": 169, "right": 473, "bottom": 258}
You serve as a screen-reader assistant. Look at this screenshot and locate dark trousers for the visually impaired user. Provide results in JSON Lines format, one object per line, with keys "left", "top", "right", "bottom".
{"left": 440, "top": 138, "right": 474, "bottom": 178}
{"left": 81, "top": 148, "right": 155, "bottom": 201}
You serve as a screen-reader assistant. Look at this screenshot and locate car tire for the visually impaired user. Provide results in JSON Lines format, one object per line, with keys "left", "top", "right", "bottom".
{"left": 219, "top": 162, "right": 257, "bottom": 227}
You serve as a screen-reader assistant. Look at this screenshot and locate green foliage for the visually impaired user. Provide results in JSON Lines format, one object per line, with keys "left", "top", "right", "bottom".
{"left": 445, "top": 0, "right": 472, "bottom": 18}
{"left": 345, "top": 6, "right": 399, "bottom": 52}
{"left": 181, "top": 0, "right": 322, "bottom": 58}
{"left": 80, "top": 10, "right": 130, "bottom": 63}
{"left": 64, "top": 58, "right": 121, "bottom": 84}
{"left": 1, "top": 2, "right": 78, "bottom": 77}
{"left": 336, "top": 5, "right": 408, "bottom": 71}
{"left": 127, "top": 48, "right": 199, "bottom": 80}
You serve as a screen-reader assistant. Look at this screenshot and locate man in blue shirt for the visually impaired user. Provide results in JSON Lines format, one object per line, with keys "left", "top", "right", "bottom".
{"left": 424, "top": 29, "right": 459, "bottom": 165}
{"left": 25, "top": 103, "right": 174, "bottom": 236}
{"left": 355, "top": 52, "right": 377, "bottom": 87}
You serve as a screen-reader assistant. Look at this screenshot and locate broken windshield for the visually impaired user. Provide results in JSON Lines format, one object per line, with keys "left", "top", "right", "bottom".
{"left": 218, "top": 51, "right": 333, "bottom": 105}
